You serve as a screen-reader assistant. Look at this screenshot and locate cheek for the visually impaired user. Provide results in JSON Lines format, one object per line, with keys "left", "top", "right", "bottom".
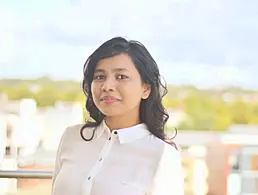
{"left": 120, "top": 85, "right": 143, "bottom": 103}
{"left": 91, "top": 83, "right": 100, "bottom": 100}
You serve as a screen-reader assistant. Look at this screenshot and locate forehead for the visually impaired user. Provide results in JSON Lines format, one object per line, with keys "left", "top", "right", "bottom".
{"left": 95, "top": 53, "right": 137, "bottom": 71}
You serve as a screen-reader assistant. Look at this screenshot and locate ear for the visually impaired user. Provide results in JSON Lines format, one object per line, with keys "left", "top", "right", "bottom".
{"left": 142, "top": 84, "right": 151, "bottom": 99}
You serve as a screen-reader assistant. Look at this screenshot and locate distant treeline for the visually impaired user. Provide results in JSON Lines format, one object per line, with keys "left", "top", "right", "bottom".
{"left": 1, "top": 77, "right": 258, "bottom": 131}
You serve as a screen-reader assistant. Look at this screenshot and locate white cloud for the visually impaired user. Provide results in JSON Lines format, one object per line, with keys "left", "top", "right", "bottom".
{"left": 0, "top": 0, "right": 257, "bottom": 89}
{"left": 0, "top": 10, "right": 15, "bottom": 63}
{"left": 160, "top": 62, "right": 253, "bottom": 88}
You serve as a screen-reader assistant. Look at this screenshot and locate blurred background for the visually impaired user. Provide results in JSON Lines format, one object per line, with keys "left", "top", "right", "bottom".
{"left": 0, "top": 0, "right": 258, "bottom": 194}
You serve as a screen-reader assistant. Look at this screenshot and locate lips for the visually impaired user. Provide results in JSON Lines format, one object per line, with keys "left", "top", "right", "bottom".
{"left": 101, "top": 96, "right": 121, "bottom": 104}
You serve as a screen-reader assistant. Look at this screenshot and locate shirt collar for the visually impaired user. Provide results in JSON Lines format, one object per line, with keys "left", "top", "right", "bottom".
{"left": 96, "top": 120, "right": 151, "bottom": 144}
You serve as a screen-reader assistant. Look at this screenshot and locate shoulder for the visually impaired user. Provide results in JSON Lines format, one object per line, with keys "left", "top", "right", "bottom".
{"left": 59, "top": 123, "right": 96, "bottom": 147}
{"left": 157, "top": 138, "right": 181, "bottom": 163}
{"left": 150, "top": 138, "right": 184, "bottom": 177}
{"left": 159, "top": 141, "right": 181, "bottom": 165}
{"left": 146, "top": 134, "right": 180, "bottom": 157}
{"left": 156, "top": 140, "right": 184, "bottom": 181}
{"left": 141, "top": 135, "right": 181, "bottom": 167}
{"left": 150, "top": 140, "right": 185, "bottom": 195}
{"left": 61, "top": 124, "right": 84, "bottom": 140}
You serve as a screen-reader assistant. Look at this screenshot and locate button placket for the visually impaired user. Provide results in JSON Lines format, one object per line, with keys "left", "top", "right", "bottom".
{"left": 82, "top": 131, "right": 115, "bottom": 195}
{"left": 88, "top": 139, "right": 111, "bottom": 177}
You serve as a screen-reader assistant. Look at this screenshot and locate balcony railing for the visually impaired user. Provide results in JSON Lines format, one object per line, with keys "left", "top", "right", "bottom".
{"left": 0, "top": 170, "right": 53, "bottom": 179}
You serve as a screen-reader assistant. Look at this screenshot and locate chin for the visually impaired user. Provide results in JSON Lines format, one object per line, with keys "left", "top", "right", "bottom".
{"left": 100, "top": 108, "right": 124, "bottom": 117}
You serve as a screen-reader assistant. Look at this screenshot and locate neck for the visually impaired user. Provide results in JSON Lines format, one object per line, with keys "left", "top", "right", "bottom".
{"left": 105, "top": 113, "right": 141, "bottom": 131}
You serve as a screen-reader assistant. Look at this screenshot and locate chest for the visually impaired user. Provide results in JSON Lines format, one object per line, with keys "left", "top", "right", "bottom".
{"left": 53, "top": 139, "right": 158, "bottom": 195}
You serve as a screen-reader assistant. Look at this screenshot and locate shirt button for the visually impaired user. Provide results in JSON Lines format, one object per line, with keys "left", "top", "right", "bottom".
{"left": 108, "top": 137, "right": 111, "bottom": 140}
{"left": 88, "top": 176, "right": 91, "bottom": 180}
{"left": 114, "top": 131, "right": 118, "bottom": 134}
{"left": 99, "top": 158, "right": 103, "bottom": 161}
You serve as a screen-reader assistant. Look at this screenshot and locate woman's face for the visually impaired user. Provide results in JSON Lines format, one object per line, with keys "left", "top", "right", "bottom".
{"left": 91, "top": 53, "right": 151, "bottom": 117}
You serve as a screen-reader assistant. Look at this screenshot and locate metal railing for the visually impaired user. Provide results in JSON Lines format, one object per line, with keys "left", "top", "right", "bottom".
{"left": 0, "top": 170, "right": 53, "bottom": 179}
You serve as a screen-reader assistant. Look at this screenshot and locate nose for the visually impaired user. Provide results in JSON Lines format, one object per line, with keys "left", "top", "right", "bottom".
{"left": 101, "top": 77, "right": 116, "bottom": 92}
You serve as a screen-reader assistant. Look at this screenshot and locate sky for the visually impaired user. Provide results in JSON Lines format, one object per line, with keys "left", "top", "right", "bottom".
{"left": 0, "top": 0, "right": 258, "bottom": 89}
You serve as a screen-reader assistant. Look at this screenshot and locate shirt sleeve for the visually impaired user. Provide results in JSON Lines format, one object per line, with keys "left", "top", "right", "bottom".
{"left": 51, "top": 127, "right": 69, "bottom": 194}
{"left": 150, "top": 144, "right": 185, "bottom": 195}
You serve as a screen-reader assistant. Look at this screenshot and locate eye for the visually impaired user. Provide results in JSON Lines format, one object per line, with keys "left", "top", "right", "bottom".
{"left": 117, "top": 75, "right": 128, "bottom": 80}
{"left": 93, "top": 75, "right": 105, "bottom": 80}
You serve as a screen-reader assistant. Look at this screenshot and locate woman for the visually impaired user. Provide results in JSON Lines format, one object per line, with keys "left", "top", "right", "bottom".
{"left": 51, "top": 37, "right": 184, "bottom": 195}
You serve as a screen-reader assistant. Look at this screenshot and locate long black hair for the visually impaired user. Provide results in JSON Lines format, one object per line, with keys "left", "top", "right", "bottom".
{"left": 80, "top": 37, "right": 177, "bottom": 146}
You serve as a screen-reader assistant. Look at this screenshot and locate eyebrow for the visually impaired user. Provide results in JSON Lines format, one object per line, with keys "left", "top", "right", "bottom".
{"left": 94, "top": 68, "right": 129, "bottom": 73}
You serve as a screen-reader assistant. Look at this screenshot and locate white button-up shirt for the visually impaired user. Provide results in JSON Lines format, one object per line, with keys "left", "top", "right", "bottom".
{"left": 52, "top": 121, "right": 184, "bottom": 195}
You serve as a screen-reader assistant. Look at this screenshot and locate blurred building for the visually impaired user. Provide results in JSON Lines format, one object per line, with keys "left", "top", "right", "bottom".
{"left": 173, "top": 124, "right": 258, "bottom": 195}
{"left": 1, "top": 94, "right": 258, "bottom": 195}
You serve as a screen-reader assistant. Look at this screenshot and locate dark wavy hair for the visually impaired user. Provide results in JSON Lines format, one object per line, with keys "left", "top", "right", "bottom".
{"left": 80, "top": 37, "right": 177, "bottom": 147}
